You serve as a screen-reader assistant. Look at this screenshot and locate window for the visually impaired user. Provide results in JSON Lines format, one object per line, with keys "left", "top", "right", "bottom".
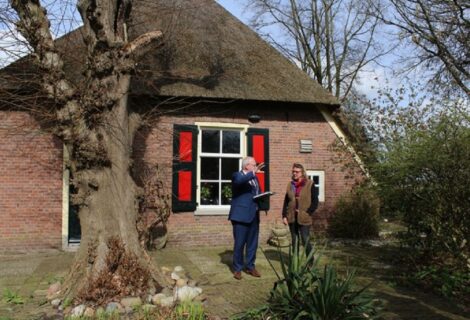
{"left": 198, "top": 127, "right": 244, "bottom": 208}
{"left": 306, "top": 170, "right": 325, "bottom": 202}
{"left": 172, "top": 123, "right": 269, "bottom": 214}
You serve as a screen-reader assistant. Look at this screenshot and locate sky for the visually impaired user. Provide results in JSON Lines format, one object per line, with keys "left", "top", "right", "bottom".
{"left": 0, "top": 0, "right": 403, "bottom": 101}
{"left": 216, "top": 0, "right": 395, "bottom": 100}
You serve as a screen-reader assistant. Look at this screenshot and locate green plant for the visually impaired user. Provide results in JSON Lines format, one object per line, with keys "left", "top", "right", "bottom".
{"left": 236, "top": 242, "right": 379, "bottom": 319}
{"left": 412, "top": 265, "right": 470, "bottom": 302}
{"left": 222, "top": 185, "right": 232, "bottom": 199}
{"left": 373, "top": 113, "right": 470, "bottom": 269}
{"left": 200, "top": 185, "right": 211, "bottom": 199}
{"left": 231, "top": 305, "right": 271, "bottom": 320}
{"left": 174, "top": 301, "right": 206, "bottom": 320}
{"left": 328, "top": 185, "right": 380, "bottom": 239}
{"left": 273, "top": 244, "right": 378, "bottom": 319}
{"left": 62, "top": 297, "right": 72, "bottom": 308}
{"left": 2, "top": 288, "right": 24, "bottom": 305}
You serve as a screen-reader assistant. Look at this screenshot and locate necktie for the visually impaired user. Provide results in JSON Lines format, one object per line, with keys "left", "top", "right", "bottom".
{"left": 250, "top": 178, "right": 259, "bottom": 194}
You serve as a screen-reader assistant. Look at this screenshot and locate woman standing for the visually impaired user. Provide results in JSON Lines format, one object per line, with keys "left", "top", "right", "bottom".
{"left": 282, "top": 163, "right": 319, "bottom": 254}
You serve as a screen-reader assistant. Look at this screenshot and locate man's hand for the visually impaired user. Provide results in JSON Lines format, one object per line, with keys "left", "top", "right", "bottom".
{"left": 282, "top": 217, "right": 288, "bottom": 225}
{"left": 254, "top": 162, "right": 265, "bottom": 173}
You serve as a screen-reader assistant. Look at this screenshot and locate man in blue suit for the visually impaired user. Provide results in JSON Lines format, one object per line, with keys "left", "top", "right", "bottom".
{"left": 229, "top": 156, "right": 265, "bottom": 280}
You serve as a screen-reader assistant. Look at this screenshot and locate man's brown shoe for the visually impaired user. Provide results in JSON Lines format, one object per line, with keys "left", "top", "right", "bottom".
{"left": 233, "top": 271, "right": 242, "bottom": 280}
{"left": 245, "top": 268, "right": 261, "bottom": 277}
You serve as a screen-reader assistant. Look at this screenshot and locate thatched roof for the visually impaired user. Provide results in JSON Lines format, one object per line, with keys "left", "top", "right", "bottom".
{"left": 129, "top": 0, "right": 338, "bottom": 106}
{"left": 1, "top": 0, "right": 339, "bottom": 107}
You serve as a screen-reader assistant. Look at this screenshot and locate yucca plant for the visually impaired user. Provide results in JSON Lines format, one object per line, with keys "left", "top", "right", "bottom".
{"left": 235, "top": 241, "right": 379, "bottom": 320}
{"left": 269, "top": 240, "right": 378, "bottom": 319}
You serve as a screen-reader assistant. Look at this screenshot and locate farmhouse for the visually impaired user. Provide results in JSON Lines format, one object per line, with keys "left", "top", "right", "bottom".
{"left": 0, "top": 0, "right": 363, "bottom": 251}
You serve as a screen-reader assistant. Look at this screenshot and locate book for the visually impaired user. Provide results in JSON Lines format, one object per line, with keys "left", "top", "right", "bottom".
{"left": 253, "top": 191, "right": 275, "bottom": 200}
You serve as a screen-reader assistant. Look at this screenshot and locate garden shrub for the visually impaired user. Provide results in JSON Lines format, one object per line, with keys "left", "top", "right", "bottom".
{"left": 373, "top": 114, "right": 470, "bottom": 270}
{"left": 412, "top": 265, "right": 470, "bottom": 304}
{"left": 328, "top": 186, "right": 380, "bottom": 239}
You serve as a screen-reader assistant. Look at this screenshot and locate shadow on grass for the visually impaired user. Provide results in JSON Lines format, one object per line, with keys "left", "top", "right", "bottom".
{"left": 261, "top": 248, "right": 289, "bottom": 266}
{"left": 321, "top": 244, "right": 469, "bottom": 319}
{"left": 218, "top": 249, "right": 233, "bottom": 271}
{"left": 375, "top": 289, "right": 468, "bottom": 320}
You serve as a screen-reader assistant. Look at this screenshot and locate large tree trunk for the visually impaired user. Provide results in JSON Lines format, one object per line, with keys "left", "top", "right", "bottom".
{"left": 64, "top": 75, "right": 155, "bottom": 300}
{"left": 10, "top": 0, "right": 164, "bottom": 303}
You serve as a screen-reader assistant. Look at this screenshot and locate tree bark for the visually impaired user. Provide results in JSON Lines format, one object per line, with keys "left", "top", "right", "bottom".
{"left": 10, "top": 0, "right": 164, "bottom": 302}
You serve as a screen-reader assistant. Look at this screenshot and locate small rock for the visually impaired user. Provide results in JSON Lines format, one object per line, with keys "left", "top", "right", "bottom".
{"left": 84, "top": 307, "right": 95, "bottom": 317}
{"left": 46, "top": 282, "right": 61, "bottom": 300}
{"left": 125, "top": 306, "right": 134, "bottom": 314}
{"left": 71, "top": 304, "right": 86, "bottom": 317}
{"left": 161, "top": 266, "right": 171, "bottom": 274}
{"left": 161, "top": 287, "right": 173, "bottom": 296}
{"left": 159, "top": 296, "right": 175, "bottom": 307}
{"left": 148, "top": 287, "right": 157, "bottom": 295}
{"left": 106, "top": 302, "right": 121, "bottom": 313}
{"left": 51, "top": 299, "right": 61, "bottom": 308}
{"left": 146, "top": 294, "right": 153, "bottom": 303}
{"left": 187, "top": 279, "right": 198, "bottom": 287}
{"left": 121, "top": 297, "right": 142, "bottom": 308}
{"left": 176, "top": 278, "right": 187, "bottom": 287}
{"left": 151, "top": 293, "right": 166, "bottom": 305}
{"left": 176, "top": 285, "right": 203, "bottom": 302}
{"left": 174, "top": 266, "right": 184, "bottom": 273}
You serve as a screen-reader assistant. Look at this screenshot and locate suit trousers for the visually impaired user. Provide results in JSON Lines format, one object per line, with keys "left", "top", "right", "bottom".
{"left": 231, "top": 217, "right": 259, "bottom": 272}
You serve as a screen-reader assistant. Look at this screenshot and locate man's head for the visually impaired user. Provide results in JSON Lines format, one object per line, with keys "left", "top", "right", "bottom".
{"left": 292, "top": 163, "right": 306, "bottom": 181}
{"left": 242, "top": 156, "right": 256, "bottom": 171}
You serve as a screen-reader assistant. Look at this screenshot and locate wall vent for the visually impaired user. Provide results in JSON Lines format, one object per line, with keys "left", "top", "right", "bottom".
{"left": 300, "top": 139, "right": 313, "bottom": 153}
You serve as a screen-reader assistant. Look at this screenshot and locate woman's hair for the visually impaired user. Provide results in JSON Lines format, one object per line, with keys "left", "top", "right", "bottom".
{"left": 292, "top": 162, "right": 307, "bottom": 179}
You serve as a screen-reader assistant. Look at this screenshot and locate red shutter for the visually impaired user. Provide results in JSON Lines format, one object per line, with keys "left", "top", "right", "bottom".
{"left": 172, "top": 125, "right": 198, "bottom": 212}
{"left": 247, "top": 128, "right": 270, "bottom": 211}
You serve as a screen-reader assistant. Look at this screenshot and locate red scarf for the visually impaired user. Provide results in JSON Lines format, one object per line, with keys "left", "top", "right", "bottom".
{"left": 292, "top": 178, "right": 306, "bottom": 197}
{"left": 291, "top": 178, "right": 306, "bottom": 211}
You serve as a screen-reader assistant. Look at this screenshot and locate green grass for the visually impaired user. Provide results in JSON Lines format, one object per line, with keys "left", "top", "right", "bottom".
{"left": 2, "top": 288, "right": 24, "bottom": 305}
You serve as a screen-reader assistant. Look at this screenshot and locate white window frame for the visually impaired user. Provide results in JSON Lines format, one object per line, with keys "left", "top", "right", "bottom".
{"left": 306, "top": 170, "right": 325, "bottom": 202}
{"left": 195, "top": 122, "right": 249, "bottom": 215}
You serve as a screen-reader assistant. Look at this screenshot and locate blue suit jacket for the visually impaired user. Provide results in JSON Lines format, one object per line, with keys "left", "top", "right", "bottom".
{"left": 228, "top": 171, "right": 260, "bottom": 223}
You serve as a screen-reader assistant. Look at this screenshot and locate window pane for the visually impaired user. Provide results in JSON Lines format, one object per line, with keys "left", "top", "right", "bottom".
{"left": 222, "top": 158, "right": 240, "bottom": 180}
{"left": 222, "top": 182, "right": 232, "bottom": 205}
{"left": 202, "top": 130, "right": 220, "bottom": 153}
{"left": 222, "top": 131, "right": 240, "bottom": 153}
{"left": 200, "top": 182, "right": 219, "bottom": 205}
{"left": 201, "top": 157, "right": 219, "bottom": 179}
{"left": 312, "top": 176, "right": 319, "bottom": 184}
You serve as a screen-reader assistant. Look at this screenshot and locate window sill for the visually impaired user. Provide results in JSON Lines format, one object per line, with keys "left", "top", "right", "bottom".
{"left": 195, "top": 206, "right": 230, "bottom": 216}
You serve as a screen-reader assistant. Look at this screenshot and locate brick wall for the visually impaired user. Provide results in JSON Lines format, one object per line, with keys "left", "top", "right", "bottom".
{"left": 0, "top": 102, "right": 362, "bottom": 251}
{"left": 0, "top": 112, "right": 63, "bottom": 252}
{"left": 135, "top": 103, "right": 363, "bottom": 247}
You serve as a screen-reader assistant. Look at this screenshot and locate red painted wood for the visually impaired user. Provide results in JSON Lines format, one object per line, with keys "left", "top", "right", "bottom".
{"left": 178, "top": 171, "right": 192, "bottom": 201}
{"left": 179, "top": 132, "right": 192, "bottom": 162}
